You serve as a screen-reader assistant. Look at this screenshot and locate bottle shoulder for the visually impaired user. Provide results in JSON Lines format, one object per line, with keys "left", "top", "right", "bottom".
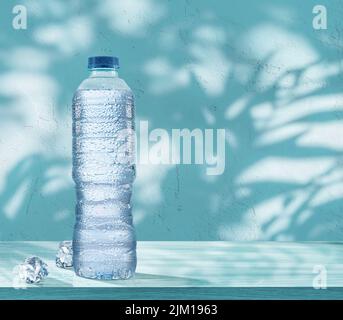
{"left": 78, "top": 76, "right": 132, "bottom": 92}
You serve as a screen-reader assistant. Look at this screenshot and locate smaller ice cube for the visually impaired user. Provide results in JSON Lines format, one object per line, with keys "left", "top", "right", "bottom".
{"left": 56, "top": 241, "right": 73, "bottom": 268}
{"left": 16, "top": 257, "right": 49, "bottom": 284}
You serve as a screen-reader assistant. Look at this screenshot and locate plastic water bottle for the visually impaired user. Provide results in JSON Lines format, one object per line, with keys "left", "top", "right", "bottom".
{"left": 72, "top": 56, "right": 136, "bottom": 279}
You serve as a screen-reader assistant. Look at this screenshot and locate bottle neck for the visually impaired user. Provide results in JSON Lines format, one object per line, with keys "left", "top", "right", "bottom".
{"left": 89, "top": 68, "right": 118, "bottom": 78}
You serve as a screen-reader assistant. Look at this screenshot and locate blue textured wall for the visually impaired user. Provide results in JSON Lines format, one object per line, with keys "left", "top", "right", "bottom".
{"left": 0, "top": 0, "right": 342, "bottom": 241}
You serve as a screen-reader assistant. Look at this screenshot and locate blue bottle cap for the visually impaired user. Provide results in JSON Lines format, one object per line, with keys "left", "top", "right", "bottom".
{"left": 88, "top": 56, "right": 119, "bottom": 69}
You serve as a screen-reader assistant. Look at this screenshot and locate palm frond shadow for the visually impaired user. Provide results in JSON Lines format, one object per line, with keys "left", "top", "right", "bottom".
{"left": 0, "top": 0, "right": 342, "bottom": 242}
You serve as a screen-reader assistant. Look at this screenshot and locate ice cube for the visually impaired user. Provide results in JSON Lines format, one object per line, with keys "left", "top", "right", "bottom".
{"left": 56, "top": 241, "right": 73, "bottom": 268}
{"left": 16, "top": 257, "right": 48, "bottom": 284}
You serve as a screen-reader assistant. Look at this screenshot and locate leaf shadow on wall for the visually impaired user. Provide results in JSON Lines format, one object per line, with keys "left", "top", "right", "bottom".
{"left": 0, "top": 0, "right": 342, "bottom": 241}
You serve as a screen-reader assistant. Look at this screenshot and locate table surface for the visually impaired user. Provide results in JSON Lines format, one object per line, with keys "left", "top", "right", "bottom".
{"left": 0, "top": 241, "right": 343, "bottom": 299}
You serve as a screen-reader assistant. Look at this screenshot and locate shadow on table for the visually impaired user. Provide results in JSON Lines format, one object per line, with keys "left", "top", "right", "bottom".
{"left": 62, "top": 267, "right": 211, "bottom": 287}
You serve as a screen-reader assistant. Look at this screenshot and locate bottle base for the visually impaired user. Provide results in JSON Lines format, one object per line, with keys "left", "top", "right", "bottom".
{"left": 74, "top": 267, "right": 135, "bottom": 280}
